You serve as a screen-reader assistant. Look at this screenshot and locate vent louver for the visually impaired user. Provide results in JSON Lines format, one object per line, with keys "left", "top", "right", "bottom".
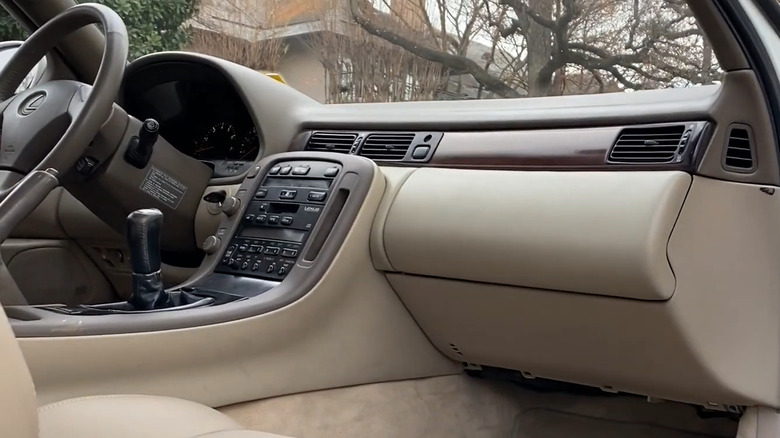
{"left": 359, "top": 133, "right": 416, "bottom": 160}
{"left": 609, "top": 125, "right": 687, "bottom": 163}
{"left": 723, "top": 125, "right": 755, "bottom": 171}
{"left": 305, "top": 132, "right": 357, "bottom": 153}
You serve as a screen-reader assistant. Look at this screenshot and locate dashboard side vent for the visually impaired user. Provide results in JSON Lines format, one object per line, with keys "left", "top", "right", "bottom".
{"left": 305, "top": 132, "right": 358, "bottom": 153}
{"left": 723, "top": 124, "right": 755, "bottom": 172}
{"left": 609, "top": 125, "right": 688, "bottom": 164}
{"left": 359, "top": 133, "right": 416, "bottom": 161}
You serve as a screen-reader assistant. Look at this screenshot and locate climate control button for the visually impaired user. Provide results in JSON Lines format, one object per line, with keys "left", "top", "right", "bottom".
{"left": 308, "top": 191, "right": 326, "bottom": 202}
{"left": 279, "top": 189, "right": 297, "bottom": 199}
{"left": 292, "top": 166, "right": 310, "bottom": 175}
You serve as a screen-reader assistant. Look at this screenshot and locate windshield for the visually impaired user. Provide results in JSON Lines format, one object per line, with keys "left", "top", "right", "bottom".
{"left": 0, "top": 0, "right": 721, "bottom": 103}
{"left": 189, "top": 0, "right": 721, "bottom": 102}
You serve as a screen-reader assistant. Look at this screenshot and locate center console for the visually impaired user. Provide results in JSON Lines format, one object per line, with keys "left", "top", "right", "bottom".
{"left": 8, "top": 152, "right": 376, "bottom": 337}
{"left": 215, "top": 160, "right": 341, "bottom": 281}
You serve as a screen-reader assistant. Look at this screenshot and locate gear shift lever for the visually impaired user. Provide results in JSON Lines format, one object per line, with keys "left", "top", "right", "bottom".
{"left": 126, "top": 208, "right": 173, "bottom": 310}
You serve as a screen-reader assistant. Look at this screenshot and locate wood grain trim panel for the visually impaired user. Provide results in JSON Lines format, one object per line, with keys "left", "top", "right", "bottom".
{"left": 430, "top": 127, "right": 617, "bottom": 169}
{"left": 429, "top": 124, "right": 707, "bottom": 171}
{"left": 293, "top": 122, "right": 711, "bottom": 171}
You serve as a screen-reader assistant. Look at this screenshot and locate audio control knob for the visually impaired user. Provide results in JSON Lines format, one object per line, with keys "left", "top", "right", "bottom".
{"left": 202, "top": 235, "right": 221, "bottom": 255}
{"left": 221, "top": 196, "right": 241, "bottom": 217}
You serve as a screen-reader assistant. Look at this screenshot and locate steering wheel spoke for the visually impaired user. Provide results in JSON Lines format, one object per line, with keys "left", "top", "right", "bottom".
{"left": 0, "top": 3, "right": 127, "bottom": 234}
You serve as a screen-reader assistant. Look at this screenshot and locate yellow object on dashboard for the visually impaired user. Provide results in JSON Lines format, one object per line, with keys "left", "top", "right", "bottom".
{"left": 265, "top": 73, "right": 286, "bottom": 84}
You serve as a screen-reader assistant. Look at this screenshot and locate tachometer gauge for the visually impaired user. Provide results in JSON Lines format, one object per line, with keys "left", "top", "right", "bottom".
{"left": 233, "top": 126, "right": 260, "bottom": 160}
{"left": 194, "top": 122, "right": 238, "bottom": 160}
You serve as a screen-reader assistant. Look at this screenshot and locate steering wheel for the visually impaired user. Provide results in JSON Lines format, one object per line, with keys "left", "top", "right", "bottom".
{"left": 0, "top": 3, "right": 127, "bottom": 239}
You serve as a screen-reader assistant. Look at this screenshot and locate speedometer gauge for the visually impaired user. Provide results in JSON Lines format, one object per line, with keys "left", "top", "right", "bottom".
{"left": 234, "top": 126, "right": 260, "bottom": 160}
{"left": 194, "top": 122, "right": 238, "bottom": 160}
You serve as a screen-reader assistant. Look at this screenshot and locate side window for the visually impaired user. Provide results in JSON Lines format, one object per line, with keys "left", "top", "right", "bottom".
{"left": 0, "top": 8, "right": 27, "bottom": 41}
{"left": 0, "top": 10, "right": 38, "bottom": 95}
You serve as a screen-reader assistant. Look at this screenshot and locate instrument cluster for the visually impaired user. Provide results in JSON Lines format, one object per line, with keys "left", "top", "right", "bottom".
{"left": 122, "top": 60, "right": 263, "bottom": 177}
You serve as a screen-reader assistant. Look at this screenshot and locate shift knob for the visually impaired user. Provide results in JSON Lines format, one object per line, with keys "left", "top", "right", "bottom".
{"left": 126, "top": 208, "right": 163, "bottom": 274}
{"left": 126, "top": 208, "right": 171, "bottom": 310}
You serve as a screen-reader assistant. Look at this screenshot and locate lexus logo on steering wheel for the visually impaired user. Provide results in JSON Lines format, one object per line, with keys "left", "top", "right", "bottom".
{"left": 19, "top": 91, "right": 46, "bottom": 116}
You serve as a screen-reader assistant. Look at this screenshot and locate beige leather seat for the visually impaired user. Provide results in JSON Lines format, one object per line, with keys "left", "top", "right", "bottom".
{"left": 0, "top": 306, "right": 291, "bottom": 438}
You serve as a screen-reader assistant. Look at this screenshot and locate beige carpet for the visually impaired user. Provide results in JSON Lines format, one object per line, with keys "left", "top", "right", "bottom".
{"left": 221, "top": 374, "right": 738, "bottom": 438}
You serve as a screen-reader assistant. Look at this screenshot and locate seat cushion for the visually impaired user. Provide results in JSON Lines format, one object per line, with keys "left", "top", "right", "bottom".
{"left": 38, "top": 394, "right": 290, "bottom": 438}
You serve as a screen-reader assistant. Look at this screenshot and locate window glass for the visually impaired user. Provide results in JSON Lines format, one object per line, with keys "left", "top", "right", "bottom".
{"left": 0, "top": 0, "right": 722, "bottom": 103}
{"left": 190, "top": 0, "right": 721, "bottom": 102}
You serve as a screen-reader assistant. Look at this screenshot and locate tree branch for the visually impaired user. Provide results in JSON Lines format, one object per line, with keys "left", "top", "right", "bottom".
{"left": 349, "top": 0, "right": 521, "bottom": 98}
{"left": 500, "top": 0, "right": 558, "bottom": 29}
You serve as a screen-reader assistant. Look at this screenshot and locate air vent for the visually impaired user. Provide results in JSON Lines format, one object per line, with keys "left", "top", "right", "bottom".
{"left": 609, "top": 125, "right": 687, "bottom": 163}
{"left": 359, "top": 133, "right": 416, "bottom": 161}
{"left": 305, "top": 132, "right": 357, "bottom": 153}
{"left": 723, "top": 124, "right": 755, "bottom": 172}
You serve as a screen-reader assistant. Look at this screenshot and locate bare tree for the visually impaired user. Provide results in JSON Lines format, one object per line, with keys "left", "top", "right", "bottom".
{"left": 349, "top": 0, "right": 720, "bottom": 98}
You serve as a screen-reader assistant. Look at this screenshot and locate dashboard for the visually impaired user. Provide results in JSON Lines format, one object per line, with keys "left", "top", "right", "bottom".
{"left": 12, "top": 43, "right": 780, "bottom": 415}
{"left": 122, "top": 61, "right": 263, "bottom": 177}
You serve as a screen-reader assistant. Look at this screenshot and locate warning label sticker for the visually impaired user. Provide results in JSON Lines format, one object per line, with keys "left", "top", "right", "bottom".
{"left": 140, "top": 166, "right": 187, "bottom": 209}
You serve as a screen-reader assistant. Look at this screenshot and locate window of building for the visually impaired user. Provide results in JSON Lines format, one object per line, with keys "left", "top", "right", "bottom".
{"left": 337, "top": 56, "right": 354, "bottom": 101}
